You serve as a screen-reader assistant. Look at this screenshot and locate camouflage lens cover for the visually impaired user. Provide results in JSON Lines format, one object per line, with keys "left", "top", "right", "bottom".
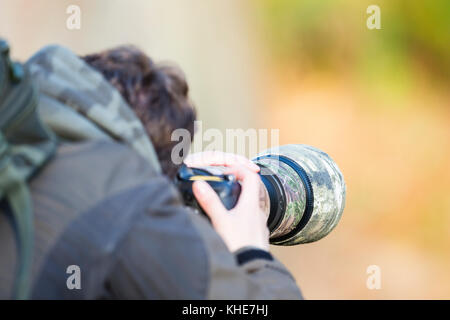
{"left": 254, "top": 144, "right": 346, "bottom": 245}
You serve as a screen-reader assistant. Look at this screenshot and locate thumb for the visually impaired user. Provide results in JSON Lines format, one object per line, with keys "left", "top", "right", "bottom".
{"left": 192, "top": 180, "right": 227, "bottom": 223}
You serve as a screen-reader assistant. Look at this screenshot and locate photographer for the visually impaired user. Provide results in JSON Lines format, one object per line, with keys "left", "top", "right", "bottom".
{"left": 0, "top": 43, "right": 302, "bottom": 299}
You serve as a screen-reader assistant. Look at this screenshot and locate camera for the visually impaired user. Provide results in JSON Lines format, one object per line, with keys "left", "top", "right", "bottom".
{"left": 176, "top": 144, "right": 346, "bottom": 246}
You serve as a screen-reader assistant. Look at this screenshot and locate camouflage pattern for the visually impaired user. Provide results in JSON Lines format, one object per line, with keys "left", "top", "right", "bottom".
{"left": 254, "top": 144, "right": 346, "bottom": 245}
{"left": 26, "top": 45, "right": 161, "bottom": 172}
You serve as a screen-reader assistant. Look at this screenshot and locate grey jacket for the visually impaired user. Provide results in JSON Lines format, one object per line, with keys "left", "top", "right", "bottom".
{"left": 0, "top": 45, "right": 302, "bottom": 299}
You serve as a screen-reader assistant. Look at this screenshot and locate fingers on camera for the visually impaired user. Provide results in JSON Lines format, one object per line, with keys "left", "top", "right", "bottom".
{"left": 192, "top": 180, "right": 227, "bottom": 219}
{"left": 224, "top": 165, "right": 260, "bottom": 204}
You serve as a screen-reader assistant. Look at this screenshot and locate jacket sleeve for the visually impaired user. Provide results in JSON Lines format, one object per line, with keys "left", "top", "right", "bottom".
{"left": 106, "top": 177, "right": 302, "bottom": 300}
{"left": 187, "top": 212, "right": 303, "bottom": 299}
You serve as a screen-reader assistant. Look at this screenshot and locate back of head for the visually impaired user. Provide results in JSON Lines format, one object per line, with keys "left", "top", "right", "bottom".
{"left": 82, "top": 46, "right": 196, "bottom": 178}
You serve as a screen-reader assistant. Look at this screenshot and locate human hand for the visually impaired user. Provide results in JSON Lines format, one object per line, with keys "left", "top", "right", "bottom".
{"left": 186, "top": 152, "right": 270, "bottom": 252}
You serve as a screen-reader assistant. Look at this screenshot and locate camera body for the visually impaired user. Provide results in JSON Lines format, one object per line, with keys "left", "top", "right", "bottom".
{"left": 175, "top": 165, "right": 241, "bottom": 214}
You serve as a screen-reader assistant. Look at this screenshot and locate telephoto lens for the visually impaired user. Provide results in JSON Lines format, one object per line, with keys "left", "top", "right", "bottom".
{"left": 254, "top": 144, "right": 346, "bottom": 245}
{"left": 176, "top": 144, "right": 346, "bottom": 246}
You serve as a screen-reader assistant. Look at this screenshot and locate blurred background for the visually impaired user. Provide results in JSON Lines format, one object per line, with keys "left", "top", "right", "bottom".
{"left": 1, "top": 0, "right": 449, "bottom": 299}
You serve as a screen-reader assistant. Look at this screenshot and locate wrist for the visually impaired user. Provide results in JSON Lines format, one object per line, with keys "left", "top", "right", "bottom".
{"left": 227, "top": 241, "right": 269, "bottom": 253}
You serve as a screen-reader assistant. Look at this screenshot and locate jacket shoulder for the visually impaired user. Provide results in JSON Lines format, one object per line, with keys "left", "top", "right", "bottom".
{"left": 28, "top": 140, "right": 159, "bottom": 286}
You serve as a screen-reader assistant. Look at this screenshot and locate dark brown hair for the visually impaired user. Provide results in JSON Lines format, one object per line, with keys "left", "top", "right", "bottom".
{"left": 82, "top": 45, "right": 196, "bottom": 178}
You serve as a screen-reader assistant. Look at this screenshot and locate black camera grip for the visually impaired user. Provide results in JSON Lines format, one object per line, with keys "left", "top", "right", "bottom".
{"left": 175, "top": 165, "right": 241, "bottom": 215}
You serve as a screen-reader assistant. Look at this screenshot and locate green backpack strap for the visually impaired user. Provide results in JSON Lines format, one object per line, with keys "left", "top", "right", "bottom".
{"left": 0, "top": 134, "right": 34, "bottom": 300}
{"left": 0, "top": 39, "right": 57, "bottom": 299}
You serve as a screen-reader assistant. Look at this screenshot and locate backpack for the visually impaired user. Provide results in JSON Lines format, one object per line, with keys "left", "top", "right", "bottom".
{"left": 0, "top": 39, "right": 57, "bottom": 299}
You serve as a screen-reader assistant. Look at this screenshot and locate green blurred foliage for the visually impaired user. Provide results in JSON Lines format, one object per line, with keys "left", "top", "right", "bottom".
{"left": 256, "top": 0, "right": 450, "bottom": 92}
{"left": 255, "top": 0, "right": 450, "bottom": 265}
